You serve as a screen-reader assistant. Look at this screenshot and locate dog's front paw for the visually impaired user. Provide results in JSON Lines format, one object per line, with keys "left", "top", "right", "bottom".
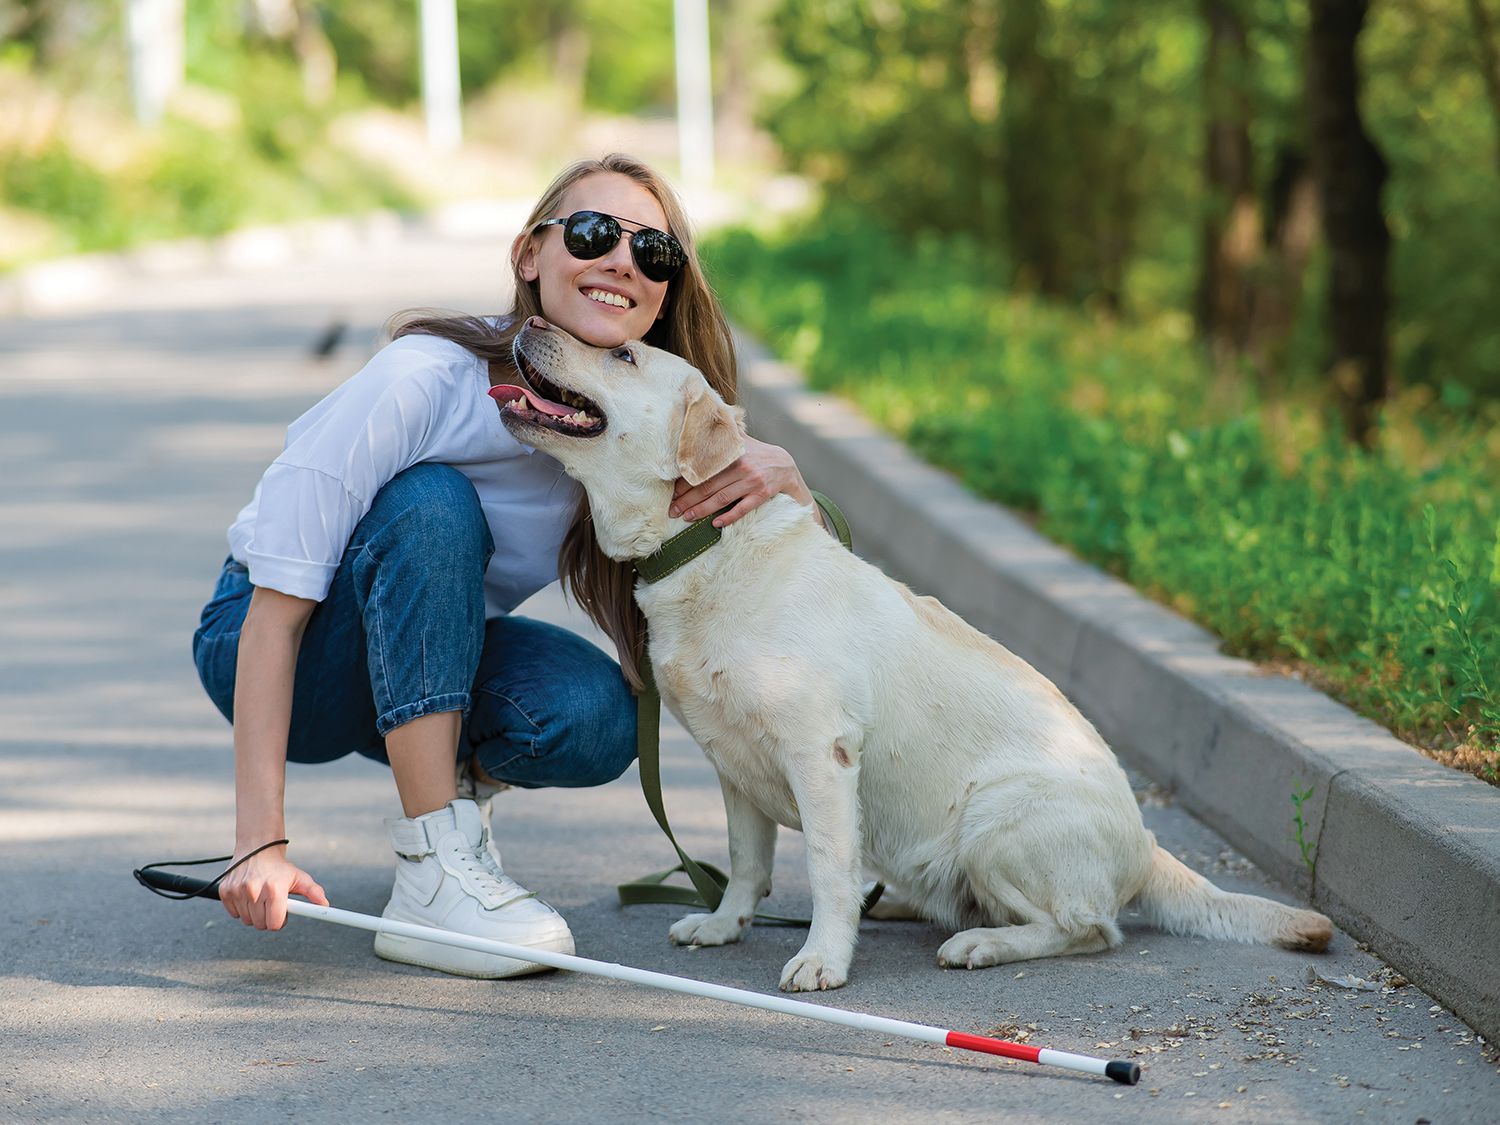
{"left": 669, "top": 911, "right": 749, "bottom": 947}
{"left": 936, "top": 928, "right": 1008, "bottom": 969}
{"left": 779, "top": 950, "right": 849, "bottom": 992}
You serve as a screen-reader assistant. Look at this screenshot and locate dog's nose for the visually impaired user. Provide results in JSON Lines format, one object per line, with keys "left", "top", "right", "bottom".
{"left": 527, "top": 316, "right": 550, "bottom": 331}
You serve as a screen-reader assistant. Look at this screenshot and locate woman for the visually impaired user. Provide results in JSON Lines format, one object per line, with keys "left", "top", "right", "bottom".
{"left": 192, "top": 154, "right": 825, "bottom": 978}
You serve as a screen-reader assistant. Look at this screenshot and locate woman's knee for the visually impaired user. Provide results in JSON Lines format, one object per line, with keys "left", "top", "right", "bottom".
{"left": 469, "top": 663, "right": 637, "bottom": 789}
{"left": 360, "top": 463, "right": 492, "bottom": 564}
{"left": 539, "top": 673, "right": 638, "bottom": 786}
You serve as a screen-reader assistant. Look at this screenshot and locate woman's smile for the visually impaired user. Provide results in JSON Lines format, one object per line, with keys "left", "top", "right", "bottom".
{"left": 583, "top": 285, "right": 635, "bottom": 310}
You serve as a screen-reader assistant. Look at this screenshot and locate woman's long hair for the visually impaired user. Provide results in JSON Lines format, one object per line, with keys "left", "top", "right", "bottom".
{"left": 390, "top": 154, "right": 737, "bottom": 690}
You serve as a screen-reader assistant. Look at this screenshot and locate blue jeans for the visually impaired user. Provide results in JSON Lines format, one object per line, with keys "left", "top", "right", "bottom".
{"left": 193, "top": 463, "right": 638, "bottom": 789}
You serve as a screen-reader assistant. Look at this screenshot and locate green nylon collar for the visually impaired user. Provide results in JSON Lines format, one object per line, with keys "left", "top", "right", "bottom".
{"left": 633, "top": 506, "right": 734, "bottom": 585}
{"left": 633, "top": 491, "right": 853, "bottom": 585}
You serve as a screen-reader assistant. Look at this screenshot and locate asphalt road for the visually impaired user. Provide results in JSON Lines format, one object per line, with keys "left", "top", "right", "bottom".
{"left": 3, "top": 227, "right": 1497, "bottom": 1124}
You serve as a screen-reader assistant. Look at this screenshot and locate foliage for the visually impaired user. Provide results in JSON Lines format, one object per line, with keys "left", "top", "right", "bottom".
{"left": 762, "top": 0, "right": 1500, "bottom": 398}
{"left": 0, "top": 12, "right": 413, "bottom": 264}
{"left": 709, "top": 221, "right": 1500, "bottom": 783}
{"left": 321, "top": 0, "right": 675, "bottom": 112}
{"left": 1365, "top": 0, "right": 1500, "bottom": 396}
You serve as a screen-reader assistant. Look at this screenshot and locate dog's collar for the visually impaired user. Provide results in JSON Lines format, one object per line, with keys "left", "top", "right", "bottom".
{"left": 634, "top": 505, "right": 735, "bottom": 584}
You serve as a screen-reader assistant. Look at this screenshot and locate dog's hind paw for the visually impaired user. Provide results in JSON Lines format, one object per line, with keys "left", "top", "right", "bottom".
{"left": 779, "top": 951, "right": 849, "bottom": 992}
{"left": 669, "top": 911, "right": 749, "bottom": 947}
{"left": 936, "top": 930, "right": 1009, "bottom": 969}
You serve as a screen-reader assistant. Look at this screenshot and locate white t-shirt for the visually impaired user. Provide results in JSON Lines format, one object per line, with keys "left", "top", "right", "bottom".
{"left": 227, "top": 333, "right": 582, "bottom": 618}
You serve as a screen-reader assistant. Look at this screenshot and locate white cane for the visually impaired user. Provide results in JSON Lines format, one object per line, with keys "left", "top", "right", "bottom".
{"left": 134, "top": 866, "right": 1140, "bottom": 1085}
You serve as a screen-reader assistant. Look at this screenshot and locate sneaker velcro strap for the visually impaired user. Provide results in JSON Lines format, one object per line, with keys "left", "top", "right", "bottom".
{"left": 386, "top": 817, "right": 439, "bottom": 858}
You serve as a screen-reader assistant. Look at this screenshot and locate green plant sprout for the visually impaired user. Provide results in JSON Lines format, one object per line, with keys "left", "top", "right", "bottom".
{"left": 1289, "top": 779, "right": 1316, "bottom": 874}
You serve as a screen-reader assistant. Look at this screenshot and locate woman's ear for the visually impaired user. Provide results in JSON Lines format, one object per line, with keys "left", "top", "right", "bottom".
{"left": 514, "top": 232, "right": 539, "bottom": 283}
{"left": 675, "top": 382, "right": 745, "bottom": 485}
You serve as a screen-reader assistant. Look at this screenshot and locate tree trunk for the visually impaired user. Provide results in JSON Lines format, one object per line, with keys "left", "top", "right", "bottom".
{"left": 1197, "top": 0, "right": 1259, "bottom": 366}
{"left": 1000, "top": 0, "right": 1068, "bottom": 296}
{"left": 1245, "top": 148, "right": 1320, "bottom": 393}
{"left": 1467, "top": 0, "right": 1500, "bottom": 173}
{"left": 1305, "top": 0, "right": 1390, "bottom": 446}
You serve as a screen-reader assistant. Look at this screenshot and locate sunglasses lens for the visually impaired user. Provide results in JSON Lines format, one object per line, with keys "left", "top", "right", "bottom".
{"left": 562, "top": 211, "right": 620, "bottom": 260}
{"left": 631, "top": 228, "right": 685, "bottom": 282}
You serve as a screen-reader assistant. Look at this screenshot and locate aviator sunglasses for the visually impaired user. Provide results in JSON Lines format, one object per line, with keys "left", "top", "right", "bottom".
{"left": 533, "top": 210, "right": 686, "bottom": 283}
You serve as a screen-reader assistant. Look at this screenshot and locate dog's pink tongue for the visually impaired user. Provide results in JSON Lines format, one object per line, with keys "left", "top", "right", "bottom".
{"left": 489, "top": 383, "right": 573, "bottom": 417}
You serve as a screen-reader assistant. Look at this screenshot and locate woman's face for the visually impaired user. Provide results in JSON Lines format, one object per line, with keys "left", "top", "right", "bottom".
{"left": 516, "top": 172, "right": 673, "bottom": 349}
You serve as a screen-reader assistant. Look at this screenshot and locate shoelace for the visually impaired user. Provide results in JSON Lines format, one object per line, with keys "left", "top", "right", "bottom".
{"left": 451, "top": 840, "right": 538, "bottom": 912}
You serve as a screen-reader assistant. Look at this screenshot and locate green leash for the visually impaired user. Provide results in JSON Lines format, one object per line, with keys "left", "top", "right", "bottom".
{"left": 617, "top": 492, "right": 884, "bottom": 927}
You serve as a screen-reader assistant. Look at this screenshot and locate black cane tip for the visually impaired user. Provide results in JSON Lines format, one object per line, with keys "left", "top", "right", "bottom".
{"left": 1106, "top": 1060, "right": 1140, "bottom": 1085}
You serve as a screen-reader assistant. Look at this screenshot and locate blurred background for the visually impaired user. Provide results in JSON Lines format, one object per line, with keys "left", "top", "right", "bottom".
{"left": 3, "top": 1, "right": 1499, "bottom": 778}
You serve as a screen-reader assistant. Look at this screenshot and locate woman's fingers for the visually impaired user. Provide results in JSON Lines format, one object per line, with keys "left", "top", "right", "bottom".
{"left": 219, "top": 852, "right": 320, "bottom": 931}
{"left": 672, "top": 474, "right": 760, "bottom": 526}
{"left": 289, "top": 868, "right": 330, "bottom": 908}
{"left": 670, "top": 437, "right": 810, "bottom": 527}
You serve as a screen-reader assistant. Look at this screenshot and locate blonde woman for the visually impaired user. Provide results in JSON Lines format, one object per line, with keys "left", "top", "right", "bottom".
{"left": 192, "top": 155, "right": 824, "bottom": 976}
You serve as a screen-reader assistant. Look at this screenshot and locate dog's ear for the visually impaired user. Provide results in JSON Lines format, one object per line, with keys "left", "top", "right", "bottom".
{"left": 675, "top": 382, "right": 746, "bottom": 485}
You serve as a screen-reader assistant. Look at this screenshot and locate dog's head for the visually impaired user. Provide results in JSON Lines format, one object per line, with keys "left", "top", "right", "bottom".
{"left": 491, "top": 317, "right": 745, "bottom": 559}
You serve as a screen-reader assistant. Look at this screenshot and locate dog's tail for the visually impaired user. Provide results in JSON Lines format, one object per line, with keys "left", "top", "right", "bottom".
{"left": 1131, "top": 839, "right": 1332, "bottom": 952}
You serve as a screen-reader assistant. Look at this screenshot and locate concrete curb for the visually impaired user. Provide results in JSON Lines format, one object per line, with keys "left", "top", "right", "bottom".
{"left": 737, "top": 349, "right": 1500, "bottom": 1043}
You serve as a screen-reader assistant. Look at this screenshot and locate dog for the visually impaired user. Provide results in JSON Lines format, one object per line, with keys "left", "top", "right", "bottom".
{"left": 493, "top": 317, "right": 1333, "bottom": 992}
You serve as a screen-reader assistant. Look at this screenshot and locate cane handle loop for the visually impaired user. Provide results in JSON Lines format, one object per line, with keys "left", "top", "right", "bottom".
{"left": 134, "top": 839, "right": 290, "bottom": 901}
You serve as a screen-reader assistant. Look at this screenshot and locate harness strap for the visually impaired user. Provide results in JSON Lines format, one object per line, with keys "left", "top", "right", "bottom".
{"left": 618, "top": 491, "right": 883, "bottom": 927}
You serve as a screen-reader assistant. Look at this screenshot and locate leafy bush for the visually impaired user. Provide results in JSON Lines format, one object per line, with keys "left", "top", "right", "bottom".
{"left": 709, "top": 222, "right": 1500, "bottom": 783}
{"left": 1, "top": 144, "right": 124, "bottom": 249}
{"left": 322, "top": 0, "right": 675, "bottom": 113}
{"left": 0, "top": 44, "right": 413, "bottom": 263}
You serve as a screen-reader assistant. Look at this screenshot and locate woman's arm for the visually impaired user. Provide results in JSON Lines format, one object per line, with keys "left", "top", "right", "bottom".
{"left": 218, "top": 586, "right": 329, "bottom": 930}
{"left": 668, "top": 435, "right": 827, "bottom": 529}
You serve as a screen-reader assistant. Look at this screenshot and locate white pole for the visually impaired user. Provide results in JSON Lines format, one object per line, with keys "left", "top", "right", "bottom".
{"left": 130, "top": 864, "right": 1137, "bottom": 1083}
{"left": 673, "top": 0, "right": 714, "bottom": 192}
{"left": 419, "top": 0, "right": 463, "bottom": 152}
{"left": 124, "top": 0, "right": 185, "bottom": 125}
{"left": 276, "top": 900, "right": 1135, "bottom": 1082}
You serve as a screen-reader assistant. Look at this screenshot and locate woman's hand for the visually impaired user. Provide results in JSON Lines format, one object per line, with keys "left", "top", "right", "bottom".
{"left": 669, "top": 435, "right": 823, "bottom": 528}
{"left": 219, "top": 844, "right": 328, "bottom": 931}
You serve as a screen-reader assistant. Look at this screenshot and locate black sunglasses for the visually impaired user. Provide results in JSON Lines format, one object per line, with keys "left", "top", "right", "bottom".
{"left": 533, "top": 210, "right": 686, "bottom": 283}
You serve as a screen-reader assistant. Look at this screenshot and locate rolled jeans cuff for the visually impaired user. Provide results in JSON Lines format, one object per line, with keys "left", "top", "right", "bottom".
{"left": 377, "top": 692, "right": 471, "bottom": 738}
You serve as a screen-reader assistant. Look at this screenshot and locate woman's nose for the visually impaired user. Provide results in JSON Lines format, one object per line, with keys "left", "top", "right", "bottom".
{"left": 598, "top": 234, "right": 636, "bottom": 274}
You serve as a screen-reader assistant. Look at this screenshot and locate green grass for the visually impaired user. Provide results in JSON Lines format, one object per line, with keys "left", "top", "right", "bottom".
{"left": 0, "top": 50, "right": 414, "bottom": 268}
{"left": 707, "top": 221, "right": 1500, "bottom": 785}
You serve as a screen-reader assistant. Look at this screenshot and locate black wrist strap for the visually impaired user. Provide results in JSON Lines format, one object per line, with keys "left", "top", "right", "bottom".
{"left": 135, "top": 839, "right": 290, "bottom": 900}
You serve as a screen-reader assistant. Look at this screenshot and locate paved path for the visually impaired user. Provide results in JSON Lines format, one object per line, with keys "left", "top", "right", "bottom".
{"left": 3, "top": 230, "right": 1497, "bottom": 1123}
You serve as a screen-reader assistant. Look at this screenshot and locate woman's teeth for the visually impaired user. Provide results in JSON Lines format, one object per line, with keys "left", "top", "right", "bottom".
{"left": 586, "top": 289, "right": 632, "bottom": 308}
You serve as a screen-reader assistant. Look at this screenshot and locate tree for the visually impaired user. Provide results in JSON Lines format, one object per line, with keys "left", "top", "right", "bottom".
{"left": 1197, "top": 0, "right": 1257, "bottom": 364}
{"left": 1306, "top": 0, "right": 1391, "bottom": 444}
{"left": 1467, "top": 0, "right": 1500, "bottom": 171}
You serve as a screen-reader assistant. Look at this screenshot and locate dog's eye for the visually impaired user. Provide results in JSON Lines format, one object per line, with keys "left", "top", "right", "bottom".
{"left": 612, "top": 347, "right": 635, "bottom": 365}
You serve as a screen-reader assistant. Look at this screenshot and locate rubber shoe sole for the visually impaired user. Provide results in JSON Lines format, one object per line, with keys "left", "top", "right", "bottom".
{"left": 373, "top": 926, "right": 575, "bottom": 979}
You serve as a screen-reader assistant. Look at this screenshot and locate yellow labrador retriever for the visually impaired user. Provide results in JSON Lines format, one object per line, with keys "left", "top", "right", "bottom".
{"left": 493, "top": 317, "right": 1332, "bottom": 992}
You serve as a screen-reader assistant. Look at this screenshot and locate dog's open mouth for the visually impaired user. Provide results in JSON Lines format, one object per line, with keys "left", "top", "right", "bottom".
{"left": 491, "top": 352, "right": 607, "bottom": 437}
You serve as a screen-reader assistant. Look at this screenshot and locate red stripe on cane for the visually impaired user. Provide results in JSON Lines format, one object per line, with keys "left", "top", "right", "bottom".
{"left": 945, "top": 1031, "right": 1042, "bottom": 1062}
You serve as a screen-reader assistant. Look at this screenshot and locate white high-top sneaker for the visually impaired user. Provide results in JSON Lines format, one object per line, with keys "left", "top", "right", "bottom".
{"left": 374, "top": 799, "right": 574, "bottom": 978}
